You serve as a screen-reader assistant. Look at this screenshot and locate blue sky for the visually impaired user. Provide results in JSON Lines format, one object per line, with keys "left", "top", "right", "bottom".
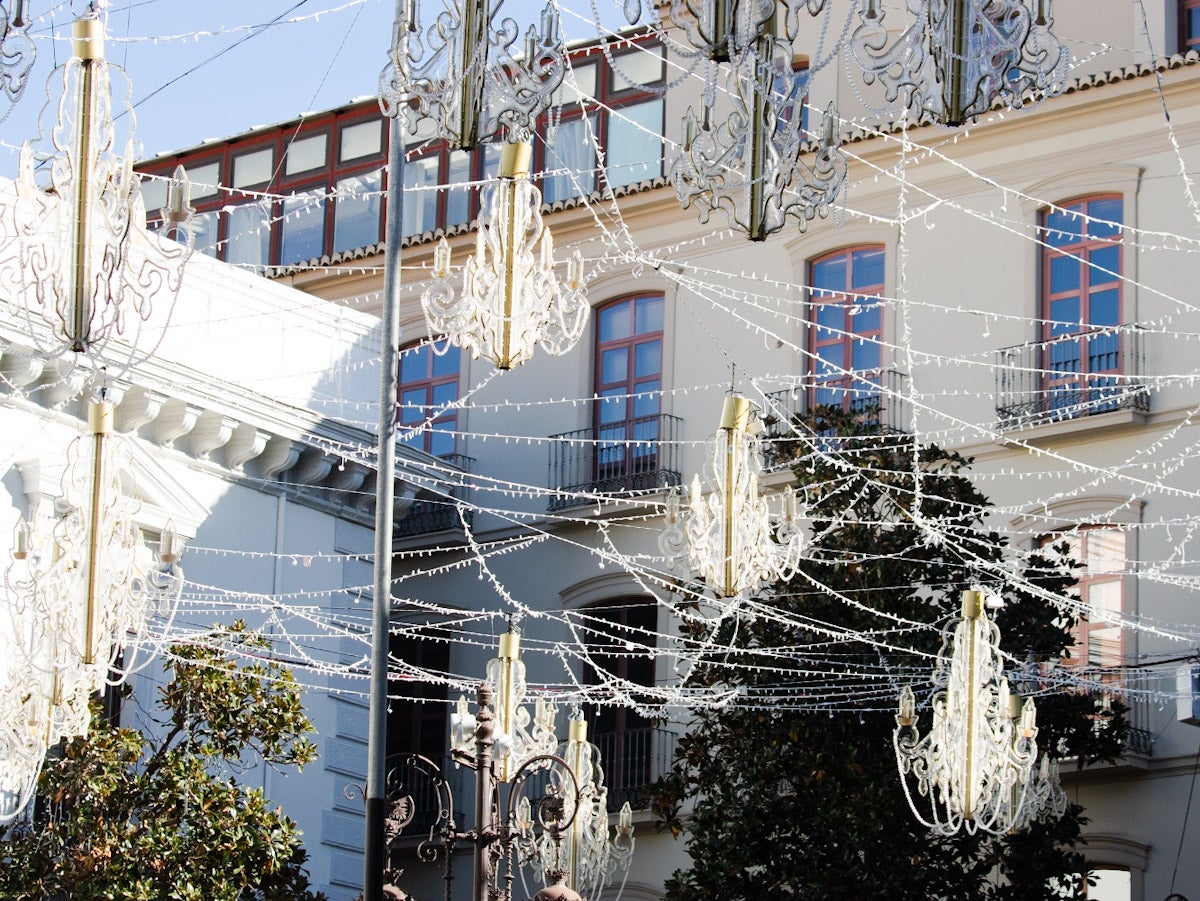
{"left": 3, "top": 0, "right": 628, "bottom": 174}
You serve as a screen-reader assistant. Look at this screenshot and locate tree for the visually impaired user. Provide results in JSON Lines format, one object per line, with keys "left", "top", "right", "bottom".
{"left": 0, "top": 622, "right": 327, "bottom": 901}
{"left": 651, "top": 405, "right": 1127, "bottom": 900}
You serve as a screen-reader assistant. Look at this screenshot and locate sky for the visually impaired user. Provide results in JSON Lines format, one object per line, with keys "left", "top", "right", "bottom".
{"left": 1, "top": 0, "right": 629, "bottom": 174}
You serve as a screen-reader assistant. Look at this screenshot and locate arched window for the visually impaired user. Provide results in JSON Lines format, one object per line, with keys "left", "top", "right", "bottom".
{"left": 808, "top": 245, "right": 885, "bottom": 411}
{"left": 398, "top": 339, "right": 461, "bottom": 459}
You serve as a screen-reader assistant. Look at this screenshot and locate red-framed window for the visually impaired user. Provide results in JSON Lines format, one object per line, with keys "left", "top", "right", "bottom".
{"left": 1045, "top": 526, "right": 1126, "bottom": 670}
{"left": 1183, "top": 0, "right": 1200, "bottom": 52}
{"left": 808, "top": 245, "right": 885, "bottom": 410}
{"left": 1040, "top": 195, "right": 1123, "bottom": 416}
{"left": 594, "top": 294, "right": 664, "bottom": 486}
{"left": 398, "top": 339, "right": 461, "bottom": 459}
{"left": 581, "top": 599, "right": 657, "bottom": 809}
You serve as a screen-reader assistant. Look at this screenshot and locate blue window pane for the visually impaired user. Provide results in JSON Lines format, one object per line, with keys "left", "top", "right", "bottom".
{"left": 1089, "top": 245, "right": 1120, "bottom": 282}
{"left": 607, "top": 100, "right": 664, "bottom": 188}
{"left": 854, "top": 299, "right": 880, "bottom": 334}
{"left": 1050, "top": 254, "right": 1080, "bottom": 293}
{"left": 852, "top": 247, "right": 885, "bottom": 289}
{"left": 1090, "top": 289, "right": 1119, "bottom": 326}
{"left": 818, "top": 344, "right": 845, "bottom": 373}
{"left": 812, "top": 256, "right": 847, "bottom": 291}
{"left": 1050, "top": 340, "right": 1081, "bottom": 370}
{"left": 598, "top": 391, "right": 627, "bottom": 424}
{"left": 633, "top": 380, "right": 660, "bottom": 417}
{"left": 602, "top": 348, "right": 628, "bottom": 384}
{"left": 401, "top": 344, "right": 429, "bottom": 383}
{"left": 852, "top": 338, "right": 880, "bottom": 371}
{"left": 401, "top": 388, "right": 427, "bottom": 423}
{"left": 334, "top": 170, "right": 382, "bottom": 253}
{"left": 599, "top": 303, "right": 631, "bottom": 342}
{"left": 1087, "top": 198, "right": 1122, "bottom": 240}
{"left": 1049, "top": 297, "right": 1081, "bottom": 333}
{"left": 635, "top": 295, "right": 664, "bottom": 334}
{"left": 280, "top": 190, "right": 327, "bottom": 265}
{"left": 634, "top": 340, "right": 660, "bottom": 379}
{"left": 1088, "top": 333, "right": 1120, "bottom": 372}
{"left": 429, "top": 424, "right": 455, "bottom": 458}
{"left": 432, "top": 382, "right": 457, "bottom": 408}
{"left": 816, "top": 302, "right": 844, "bottom": 330}
{"left": 431, "top": 344, "right": 459, "bottom": 378}
{"left": 1043, "top": 207, "right": 1078, "bottom": 247}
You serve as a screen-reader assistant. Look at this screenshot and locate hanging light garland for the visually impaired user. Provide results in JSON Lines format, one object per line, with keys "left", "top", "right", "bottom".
{"left": 660, "top": 395, "right": 805, "bottom": 599}
{"left": 519, "top": 713, "right": 635, "bottom": 901}
{"left": 7, "top": 6, "right": 195, "bottom": 365}
{"left": 670, "top": 24, "right": 845, "bottom": 241}
{"left": 849, "top": 0, "right": 1070, "bottom": 126}
{"left": 378, "top": 0, "right": 565, "bottom": 149}
{"left": 0, "top": 395, "right": 184, "bottom": 824}
{"left": 893, "top": 589, "right": 1039, "bottom": 835}
{"left": 0, "top": 0, "right": 34, "bottom": 117}
{"left": 422, "top": 141, "right": 589, "bottom": 370}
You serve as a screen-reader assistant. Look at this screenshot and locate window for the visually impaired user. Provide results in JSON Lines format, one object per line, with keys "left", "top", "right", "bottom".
{"left": 808, "top": 245, "right": 885, "bottom": 410}
{"left": 594, "top": 294, "right": 664, "bottom": 491}
{"left": 582, "top": 600, "right": 658, "bottom": 809}
{"left": 386, "top": 627, "right": 450, "bottom": 761}
{"left": 541, "top": 114, "right": 598, "bottom": 204}
{"left": 399, "top": 340, "right": 461, "bottom": 459}
{"left": 340, "top": 119, "right": 383, "bottom": 162}
{"left": 284, "top": 133, "right": 328, "bottom": 176}
{"left": 1040, "top": 196, "right": 1123, "bottom": 417}
{"left": 1183, "top": 0, "right": 1200, "bottom": 52}
{"left": 333, "top": 169, "right": 383, "bottom": 253}
{"left": 279, "top": 188, "right": 328, "bottom": 265}
{"left": 1049, "top": 526, "right": 1126, "bottom": 670}
{"left": 232, "top": 148, "right": 273, "bottom": 188}
{"left": 225, "top": 200, "right": 273, "bottom": 269}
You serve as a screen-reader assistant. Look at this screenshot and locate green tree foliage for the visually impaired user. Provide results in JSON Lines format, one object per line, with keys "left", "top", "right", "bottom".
{"left": 0, "top": 622, "right": 326, "bottom": 901}
{"left": 651, "top": 406, "right": 1127, "bottom": 900}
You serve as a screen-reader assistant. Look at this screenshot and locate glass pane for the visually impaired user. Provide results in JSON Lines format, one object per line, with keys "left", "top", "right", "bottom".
{"left": 1086, "top": 867, "right": 1130, "bottom": 900}
{"left": 400, "top": 388, "right": 427, "bottom": 423}
{"left": 599, "top": 302, "right": 631, "bottom": 342}
{"left": 601, "top": 348, "right": 628, "bottom": 385}
{"left": 404, "top": 156, "right": 441, "bottom": 238}
{"left": 280, "top": 189, "right": 327, "bottom": 264}
{"left": 852, "top": 247, "right": 885, "bottom": 289}
{"left": 1050, "top": 254, "right": 1081, "bottom": 294}
{"left": 852, "top": 338, "right": 880, "bottom": 371}
{"left": 185, "top": 162, "right": 221, "bottom": 200}
{"left": 401, "top": 343, "right": 429, "bottom": 382}
{"left": 633, "top": 380, "right": 660, "bottom": 417}
{"left": 341, "top": 119, "right": 383, "bottom": 162}
{"left": 555, "top": 61, "right": 597, "bottom": 104}
{"left": 285, "top": 134, "right": 328, "bottom": 175}
{"left": 140, "top": 175, "right": 168, "bottom": 213}
{"left": 598, "top": 391, "right": 627, "bottom": 424}
{"left": 542, "top": 116, "right": 596, "bottom": 205}
{"left": 1089, "top": 289, "right": 1119, "bottom": 327}
{"left": 818, "top": 344, "right": 845, "bottom": 373}
{"left": 233, "top": 148, "right": 273, "bottom": 188}
{"left": 634, "top": 295, "right": 664, "bottom": 334}
{"left": 429, "top": 423, "right": 455, "bottom": 458}
{"left": 431, "top": 382, "right": 457, "bottom": 408}
{"left": 816, "top": 302, "right": 844, "bottom": 331}
{"left": 812, "top": 254, "right": 847, "bottom": 292}
{"left": 607, "top": 100, "right": 664, "bottom": 188}
{"left": 1089, "top": 245, "right": 1120, "bottom": 282}
{"left": 446, "top": 151, "right": 472, "bottom": 228}
{"left": 611, "top": 45, "right": 664, "bottom": 89}
{"left": 1086, "top": 197, "right": 1122, "bottom": 239}
{"left": 192, "top": 210, "right": 219, "bottom": 257}
{"left": 431, "top": 344, "right": 459, "bottom": 378}
{"left": 226, "top": 201, "right": 272, "bottom": 268}
{"left": 1043, "top": 206, "right": 1079, "bottom": 247}
{"left": 854, "top": 299, "right": 881, "bottom": 334}
{"left": 1049, "top": 297, "right": 1081, "bottom": 332}
{"left": 634, "top": 340, "right": 660, "bottom": 379}
{"left": 334, "top": 170, "right": 383, "bottom": 253}
{"left": 1086, "top": 529, "right": 1125, "bottom": 573}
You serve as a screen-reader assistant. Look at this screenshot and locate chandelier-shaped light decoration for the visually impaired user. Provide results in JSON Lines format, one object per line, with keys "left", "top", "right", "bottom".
{"left": 0, "top": 398, "right": 184, "bottom": 823}
{"left": 422, "top": 141, "right": 589, "bottom": 370}
{"left": 8, "top": 9, "right": 195, "bottom": 364}
{"left": 849, "top": 0, "right": 1070, "bottom": 127}
{"left": 379, "top": 0, "right": 565, "bottom": 150}
{"left": 0, "top": 0, "right": 34, "bottom": 119}
{"left": 660, "top": 396, "right": 805, "bottom": 599}
{"left": 519, "top": 714, "right": 635, "bottom": 901}
{"left": 664, "top": 0, "right": 827, "bottom": 61}
{"left": 671, "top": 29, "right": 846, "bottom": 241}
{"left": 450, "top": 622, "right": 559, "bottom": 782}
{"left": 893, "top": 589, "right": 1039, "bottom": 835}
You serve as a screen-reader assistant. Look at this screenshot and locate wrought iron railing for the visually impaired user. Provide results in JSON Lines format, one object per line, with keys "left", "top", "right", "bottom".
{"left": 591, "top": 727, "right": 677, "bottom": 812}
{"left": 994, "top": 326, "right": 1150, "bottom": 430}
{"left": 762, "top": 369, "right": 911, "bottom": 438}
{"left": 547, "top": 413, "right": 682, "bottom": 511}
{"left": 395, "top": 454, "right": 475, "bottom": 537}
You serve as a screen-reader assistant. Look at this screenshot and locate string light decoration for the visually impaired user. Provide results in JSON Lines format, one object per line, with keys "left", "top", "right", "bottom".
{"left": 378, "top": 0, "right": 565, "bottom": 149}
{"left": 671, "top": 29, "right": 846, "bottom": 241}
{"left": 660, "top": 396, "right": 805, "bottom": 599}
{"left": 7, "top": 6, "right": 195, "bottom": 363}
{"left": 422, "top": 141, "right": 589, "bottom": 370}
{"left": 0, "top": 0, "right": 34, "bottom": 118}
{"left": 0, "top": 397, "right": 184, "bottom": 824}
{"left": 893, "top": 589, "right": 1039, "bottom": 835}
{"left": 849, "top": 0, "right": 1070, "bottom": 126}
{"left": 520, "top": 713, "right": 635, "bottom": 901}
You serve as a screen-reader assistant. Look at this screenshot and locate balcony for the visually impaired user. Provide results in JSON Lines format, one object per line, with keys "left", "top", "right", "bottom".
{"left": 547, "top": 413, "right": 683, "bottom": 511}
{"left": 592, "top": 727, "right": 678, "bottom": 812}
{"left": 994, "top": 327, "right": 1150, "bottom": 431}
{"left": 762, "top": 369, "right": 911, "bottom": 446}
{"left": 395, "top": 454, "right": 476, "bottom": 537}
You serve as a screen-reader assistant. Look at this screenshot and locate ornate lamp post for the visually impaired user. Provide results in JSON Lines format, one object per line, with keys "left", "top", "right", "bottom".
{"left": 893, "top": 589, "right": 1039, "bottom": 835}
{"left": 660, "top": 395, "right": 805, "bottom": 600}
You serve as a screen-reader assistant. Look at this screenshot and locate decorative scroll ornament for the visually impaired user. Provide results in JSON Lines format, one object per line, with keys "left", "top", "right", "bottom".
{"left": 893, "top": 590, "right": 1039, "bottom": 835}
{"left": 664, "top": 0, "right": 827, "bottom": 61}
{"left": 0, "top": 398, "right": 184, "bottom": 824}
{"left": 0, "top": 0, "right": 35, "bottom": 120}
{"left": 660, "top": 396, "right": 805, "bottom": 599}
{"left": 520, "top": 715, "right": 635, "bottom": 901}
{"left": 670, "top": 33, "right": 846, "bottom": 241}
{"left": 422, "top": 141, "right": 589, "bottom": 370}
{"left": 849, "top": 0, "right": 1070, "bottom": 126}
{"left": 6, "top": 10, "right": 195, "bottom": 366}
{"left": 379, "top": 0, "right": 566, "bottom": 149}
{"left": 450, "top": 622, "right": 559, "bottom": 782}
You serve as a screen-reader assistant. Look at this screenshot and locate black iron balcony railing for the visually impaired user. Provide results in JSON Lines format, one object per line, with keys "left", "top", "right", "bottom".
{"left": 395, "top": 453, "right": 476, "bottom": 537}
{"left": 994, "top": 326, "right": 1150, "bottom": 430}
{"left": 763, "top": 369, "right": 911, "bottom": 439}
{"left": 591, "top": 727, "right": 678, "bottom": 812}
{"left": 547, "top": 413, "right": 683, "bottom": 511}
